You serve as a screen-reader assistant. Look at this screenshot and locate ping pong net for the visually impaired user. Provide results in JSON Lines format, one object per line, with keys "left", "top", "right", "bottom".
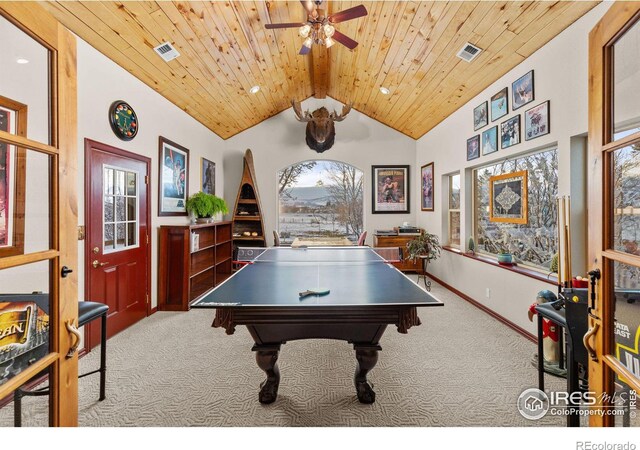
{"left": 233, "top": 247, "right": 403, "bottom": 266}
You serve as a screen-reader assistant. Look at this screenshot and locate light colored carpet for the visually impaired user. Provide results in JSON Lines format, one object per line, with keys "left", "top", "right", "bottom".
{"left": 2, "top": 277, "right": 581, "bottom": 426}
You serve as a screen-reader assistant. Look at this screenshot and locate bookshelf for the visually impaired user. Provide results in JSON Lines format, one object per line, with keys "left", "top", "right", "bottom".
{"left": 158, "top": 221, "right": 233, "bottom": 311}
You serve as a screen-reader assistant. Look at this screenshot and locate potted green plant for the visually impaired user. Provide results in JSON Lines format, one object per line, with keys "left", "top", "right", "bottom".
{"left": 468, "top": 237, "right": 476, "bottom": 255}
{"left": 406, "top": 232, "right": 442, "bottom": 264}
{"left": 186, "top": 192, "right": 229, "bottom": 223}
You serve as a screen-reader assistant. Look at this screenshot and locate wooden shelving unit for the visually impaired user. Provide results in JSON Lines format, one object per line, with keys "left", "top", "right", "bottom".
{"left": 373, "top": 231, "right": 424, "bottom": 273}
{"left": 232, "top": 149, "right": 266, "bottom": 250}
{"left": 158, "top": 221, "right": 233, "bottom": 311}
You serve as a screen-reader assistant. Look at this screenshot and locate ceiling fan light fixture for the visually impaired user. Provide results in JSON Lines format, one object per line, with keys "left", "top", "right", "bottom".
{"left": 299, "top": 24, "right": 312, "bottom": 38}
{"left": 303, "top": 36, "right": 313, "bottom": 48}
{"left": 379, "top": 87, "right": 390, "bottom": 95}
{"left": 323, "top": 24, "right": 335, "bottom": 38}
{"left": 249, "top": 85, "right": 260, "bottom": 94}
{"left": 325, "top": 37, "right": 335, "bottom": 48}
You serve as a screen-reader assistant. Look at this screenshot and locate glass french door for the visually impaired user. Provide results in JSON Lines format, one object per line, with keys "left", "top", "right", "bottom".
{"left": 0, "top": 3, "right": 78, "bottom": 426}
{"left": 588, "top": 2, "right": 640, "bottom": 427}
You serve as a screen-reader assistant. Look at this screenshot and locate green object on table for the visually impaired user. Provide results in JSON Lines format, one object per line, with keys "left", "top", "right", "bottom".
{"left": 299, "top": 288, "right": 330, "bottom": 299}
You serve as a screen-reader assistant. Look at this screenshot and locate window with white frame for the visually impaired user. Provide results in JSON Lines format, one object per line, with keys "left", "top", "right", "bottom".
{"left": 448, "top": 173, "right": 461, "bottom": 247}
{"left": 473, "top": 148, "right": 558, "bottom": 270}
{"left": 277, "top": 160, "right": 364, "bottom": 245}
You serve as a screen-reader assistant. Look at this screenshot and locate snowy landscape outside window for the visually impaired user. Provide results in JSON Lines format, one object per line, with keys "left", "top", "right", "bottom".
{"left": 278, "top": 161, "right": 363, "bottom": 245}
{"left": 448, "top": 174, "right": 461, "bottom": 247}
{"left": 474, "top": 148, "right": 558, "bottom": 271}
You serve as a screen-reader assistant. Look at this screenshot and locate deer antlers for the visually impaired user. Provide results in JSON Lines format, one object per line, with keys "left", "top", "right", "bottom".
{"left": 291, "top": 99, "right": 352, "bottom": 122}
{"left": 291, "top": 100, "right": 313, "bottom": 122}
{"left": 330, "top": 103, "right": 352, "bottom": 122}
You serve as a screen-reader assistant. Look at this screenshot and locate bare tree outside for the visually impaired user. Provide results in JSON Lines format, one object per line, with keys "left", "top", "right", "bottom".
{"left": 474, "top": 148, "right": 558, "bottom": 270}
{"left": 278, "top": 161, "right": 364, "bottom": 244}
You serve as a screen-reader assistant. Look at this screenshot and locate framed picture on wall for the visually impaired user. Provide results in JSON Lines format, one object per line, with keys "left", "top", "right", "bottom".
{"left": 421, "top": 162, "right": 434, "bottom": 212}
{"left": 158, "top": 136, "right": 189, "bottom": 216}
{"left": 467, "top": 135, "right": 480, "bottom": 161}
{"left": 0, "top": 95, "right": 27, "bottom": 257}
{"left": 473, "top": 101, "right": 488, "bottom": 131}
{"left": 481, "top": 126, "right": 498, "bottom": 156}
{"left": 490, "top": 87, "right": 508, "bottom": 121}
{"left": 489, "top": 170, "right": 528, "bottom": 224}
{"left": 372, "top": 165, "right": 410, "bottom": 214}
{"left": 512, "top": 70, "right": 535, "bottom": 110}
{"left": 524, "top": 101, "right": 550, "bottom": 141}
{"left": 201, "top": 157, "right": 215, "bottom": 195}
{"left": 500, "top": 115, "right": 521, "bottom": 149}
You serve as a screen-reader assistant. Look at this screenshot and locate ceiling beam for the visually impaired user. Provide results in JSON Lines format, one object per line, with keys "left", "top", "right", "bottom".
{"left": 311, "top": 44, "right": 329, "bottom": 99}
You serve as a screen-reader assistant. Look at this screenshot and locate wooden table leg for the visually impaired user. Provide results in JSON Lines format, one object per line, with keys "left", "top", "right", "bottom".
{"left": 253, "top": 344, "right": 281, "bottom": 404}
{"left": 353, "top": 344, "right": 382, "bottom": 404}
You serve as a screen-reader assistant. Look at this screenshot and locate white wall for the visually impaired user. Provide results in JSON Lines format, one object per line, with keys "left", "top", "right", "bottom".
{"left": 414, "top": 3, "right": 612, "bottom": 334}
{"left": 75, "top": 39, "right": 226, "bottom": 307}
{"left": 223, "top": 97, "right": 416, "bottom": 246}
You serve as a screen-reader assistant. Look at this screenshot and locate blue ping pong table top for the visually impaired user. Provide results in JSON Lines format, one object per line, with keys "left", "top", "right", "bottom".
{"left": 191, "top": 247, "right": 443, "bottom": 308}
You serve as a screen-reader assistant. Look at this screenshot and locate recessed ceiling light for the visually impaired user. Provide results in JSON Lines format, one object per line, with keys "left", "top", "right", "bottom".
{"left": 16, "top": 58, "right": 29, "bottom": 64}
{"left": 379, "top": 87, "right": 390, "bottom": 95}
{"left": 249, "top": 85, "right": 260, "bottom": 94}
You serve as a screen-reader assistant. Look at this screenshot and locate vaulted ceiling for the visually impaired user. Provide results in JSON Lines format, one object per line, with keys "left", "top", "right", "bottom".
{"left": 40, "top": 1, "right": 599, "bottom": 139}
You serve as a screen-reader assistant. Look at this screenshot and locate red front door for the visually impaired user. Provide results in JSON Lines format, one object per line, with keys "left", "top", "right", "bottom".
{"left": 85, "top": 139, "right": 150, "bottom": 348}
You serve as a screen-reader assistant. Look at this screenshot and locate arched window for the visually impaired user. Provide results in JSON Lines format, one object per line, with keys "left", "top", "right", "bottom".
{"left": 277, "top": 160, "right": 364, "bottom": 245}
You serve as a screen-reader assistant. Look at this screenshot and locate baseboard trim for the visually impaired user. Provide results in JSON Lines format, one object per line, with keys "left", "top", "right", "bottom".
{"left": 428, "top": 272, "right": 536, "bottom": 344}
{"left": 149, "top": 306, "right": 157, "bottom": 315}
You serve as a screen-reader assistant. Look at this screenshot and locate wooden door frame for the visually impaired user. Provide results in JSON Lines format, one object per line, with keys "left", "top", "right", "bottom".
{"left": 0, "top": 3, "right": 78, "bottom": 426}
{"left": 83, "top": 138, "right": 152, "bottom": 350}
{"left": 588, "top": 1, "right": 640, "bottom": 427}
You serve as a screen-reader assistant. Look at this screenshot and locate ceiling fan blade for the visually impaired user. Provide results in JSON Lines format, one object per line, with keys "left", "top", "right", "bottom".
{"left": 299, "top": 44, "right": 312, "bottom": 55}
{"left": 328, "top": 4, "right": 368, "bottom": 24}
{"left": 300, "top": 0, "right": 317, "bottom": 19}
{"left": 265, "top": 22, "right": 306, "bottom": 29}
{"left": 332, "top": 30, "right": 358, "bottom": 50}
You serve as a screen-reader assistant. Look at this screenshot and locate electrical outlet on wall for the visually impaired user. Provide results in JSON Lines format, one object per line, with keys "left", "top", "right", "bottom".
{"left": 486, "top": 288, "right": 491, "bottom": 299}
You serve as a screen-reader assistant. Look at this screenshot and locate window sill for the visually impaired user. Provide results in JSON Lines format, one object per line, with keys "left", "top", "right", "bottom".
{"left": 441, "top": 246, "right": 558, "bottom": 286}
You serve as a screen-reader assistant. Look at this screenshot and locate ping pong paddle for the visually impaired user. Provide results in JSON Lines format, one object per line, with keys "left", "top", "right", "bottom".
{"left": 299, "top": 288, "right": 330, "bottom": 299}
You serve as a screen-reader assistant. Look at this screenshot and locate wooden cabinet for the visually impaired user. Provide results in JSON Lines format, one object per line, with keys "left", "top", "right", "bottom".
{"left": 373, "top": 233, "right": 423, "bottom": 272}
{"left": 158, "top": 221, "right": 233, "bottom": 311}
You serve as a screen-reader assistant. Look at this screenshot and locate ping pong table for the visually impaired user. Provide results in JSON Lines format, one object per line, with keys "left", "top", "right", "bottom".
{"left": 192, "top": 246, "right": 443, "bottom": 404}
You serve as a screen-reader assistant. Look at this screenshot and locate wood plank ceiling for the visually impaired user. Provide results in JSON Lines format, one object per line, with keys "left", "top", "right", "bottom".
{"left": 39, "top": 1, "right": 599, "bottom": 139}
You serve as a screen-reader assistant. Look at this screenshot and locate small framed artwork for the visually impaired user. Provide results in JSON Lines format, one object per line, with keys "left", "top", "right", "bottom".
{"left": 473, "top": 102, "right": 488, "bottom": 131}
{"left": 490, "top": 88, "right": 508, "bottom": 122}
{"left": 421, "top": 162, "right": 434, "bottom": 212}
{"left": 0, "top": 95, "right": 27, "bottom": 258}
{"left": 489, "top": 170, "right": 528, "bottom": 224}
{"left": 524, "top": 101, "right": 550, "bottom": 141}
{"left": 201, "top": 157, "right": 216, "bottom": 195}
{"left": 481, "top": 126, "right": 498, "bottom": 156}
{"left": 512, "top": 70, "right": 535, "bottom": 110}
{"left": 500, "top": 116, "right": 521, "bottom": 149}
{"left": 467, "top": 135, "right": 480, "bottom": 161}
{"left": 158, "top": 136, "right": 189, "bottom": 216}
{"left": 372, "top": 165, "right": 410, "bottom": 214}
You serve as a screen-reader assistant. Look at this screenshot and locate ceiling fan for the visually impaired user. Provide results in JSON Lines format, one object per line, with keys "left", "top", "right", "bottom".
{"left": 265, "top": 0, "right": 368, "bottom": 55}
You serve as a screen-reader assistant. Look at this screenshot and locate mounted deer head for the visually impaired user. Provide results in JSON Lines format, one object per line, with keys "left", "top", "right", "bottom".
{"left": 292, "top": 100, "right": 352, "bottom": 153}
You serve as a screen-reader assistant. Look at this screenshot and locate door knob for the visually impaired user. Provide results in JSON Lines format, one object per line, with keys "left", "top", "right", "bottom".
{"left": 61, "top": 266, "right": 73, "bottom": 278}
{"left": 92, "top": 260, "right": 109, "bottom": 269}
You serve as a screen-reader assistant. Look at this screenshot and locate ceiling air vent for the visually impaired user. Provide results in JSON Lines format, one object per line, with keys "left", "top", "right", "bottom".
{"left": 154, "top": 42, "right": 180, "bottom": 62}
{"left": 456, "top": 43, "right": 482, "bottom": 63}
